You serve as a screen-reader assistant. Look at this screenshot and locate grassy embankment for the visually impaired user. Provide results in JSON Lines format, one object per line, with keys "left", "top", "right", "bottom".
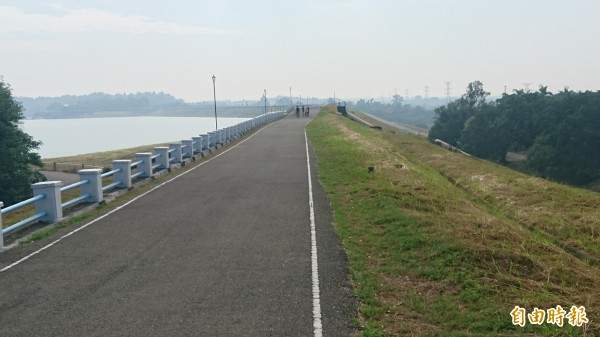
{"left": 2, "top": 143, "right": 166, "bottom": 229}
{"left": 306, "top": 106, "right": 599, "bottom": 336}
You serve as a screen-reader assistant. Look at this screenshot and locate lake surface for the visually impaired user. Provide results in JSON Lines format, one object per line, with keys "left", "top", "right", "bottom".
{"left": 21, "top": 117, "right": 249, "bottom": 158}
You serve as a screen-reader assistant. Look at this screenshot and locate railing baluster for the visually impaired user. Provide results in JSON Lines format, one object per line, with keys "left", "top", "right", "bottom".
{"left": 182, "top": 140, "right": 194, "bottom": 159}
{"left": 78, "top": 169, "right": 103, "bottom": 203}
{"left": 154, "top": 147, "right": 170, "bottom": 171}
{"left": 32, "top": 181, "right": 63, "bottom": 223}
{"left": 169, "top": 143, "right": 182, "bottom": 164}
{"left": 113, "top": 160, "right": 132, "bottom": 188}
{"left": 135, "top": 153, "right": 152, "bottom": 178}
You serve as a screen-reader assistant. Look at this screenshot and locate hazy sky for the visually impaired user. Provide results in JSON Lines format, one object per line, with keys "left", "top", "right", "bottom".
{"left": 1, "top": 0, "right": 599, "bottom": 101}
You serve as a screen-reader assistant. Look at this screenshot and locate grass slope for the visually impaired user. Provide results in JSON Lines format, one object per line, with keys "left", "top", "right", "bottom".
{"left": 306, "top": 106, "right": 599, "bottom": 336}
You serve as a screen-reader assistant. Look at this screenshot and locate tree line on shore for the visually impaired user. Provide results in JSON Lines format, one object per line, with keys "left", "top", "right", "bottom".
{"left": 428, "top": 81, "right": 600, "bottom": 186}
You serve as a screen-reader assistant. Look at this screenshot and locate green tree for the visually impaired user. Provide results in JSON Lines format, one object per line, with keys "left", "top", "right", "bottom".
{"left": 392, "top": 93, "right": 403, "bottom": 107}
{"left": 429, "top": 81, "right": 490, "bottom": 146}
{"left": 527, "top": 91, "right": 600, "bottom": 184}
{"left": 0, "top": 80, "right": 43, "bottom": 205}
{"left": 459, "top": 105, "right": 509, "bottom": 162}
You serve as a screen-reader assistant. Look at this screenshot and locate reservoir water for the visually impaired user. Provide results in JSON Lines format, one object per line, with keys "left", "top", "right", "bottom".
{"left": 21, "top": 117, "right": 249, "bottom": 158}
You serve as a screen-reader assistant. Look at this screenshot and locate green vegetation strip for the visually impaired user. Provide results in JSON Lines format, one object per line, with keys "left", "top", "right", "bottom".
{"left": 306, "top": 106, "right": 599, "bottom": 336}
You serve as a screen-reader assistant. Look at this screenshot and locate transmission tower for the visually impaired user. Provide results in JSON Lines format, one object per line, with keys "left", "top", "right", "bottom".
{"left": 424, "top": 85, "right": 429, "bottom": 99}
{"left": 445, "top": 81, "right": 451, "bottom": 102}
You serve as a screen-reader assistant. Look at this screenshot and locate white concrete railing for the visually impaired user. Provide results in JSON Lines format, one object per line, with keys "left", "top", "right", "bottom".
{"left": 0, "top": 110, "right": 287, "bottom": 250}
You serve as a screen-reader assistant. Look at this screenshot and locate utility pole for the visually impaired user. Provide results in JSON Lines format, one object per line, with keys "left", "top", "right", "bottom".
{"left": 212, "top": 74, "right": 218, "bottom": 131}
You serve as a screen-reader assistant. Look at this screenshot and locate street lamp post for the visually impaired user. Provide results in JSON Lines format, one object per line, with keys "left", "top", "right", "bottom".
{"left": 264, "top": 89, "right": 267, "bottom": 114}
{"left": 212, "top": 75, "right": 218, "bottom": 131}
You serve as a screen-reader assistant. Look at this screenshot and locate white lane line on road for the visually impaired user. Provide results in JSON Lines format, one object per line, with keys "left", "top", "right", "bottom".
{"left": 305, "top": 129, "right": 323, "bottom": 337}
{"left": 1, "top": 122, "right": 277, "bottom": 273}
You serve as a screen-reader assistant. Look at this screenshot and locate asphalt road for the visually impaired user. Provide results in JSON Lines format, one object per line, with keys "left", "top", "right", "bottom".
{"left": 0, "top": 110, "right": 355, "bottom": 336}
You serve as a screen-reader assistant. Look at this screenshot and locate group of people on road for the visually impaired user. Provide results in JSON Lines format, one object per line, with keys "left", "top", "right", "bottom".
{"left": 295, "top": 105, "right": 309, "bottom": 118}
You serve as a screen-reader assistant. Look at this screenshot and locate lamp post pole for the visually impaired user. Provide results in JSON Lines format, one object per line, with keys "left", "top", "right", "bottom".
{"left": 212, "top": 74, "right": 218, "bottom": 131}
{"left": 264, "top": 89, "right": 267, "bottom": 114}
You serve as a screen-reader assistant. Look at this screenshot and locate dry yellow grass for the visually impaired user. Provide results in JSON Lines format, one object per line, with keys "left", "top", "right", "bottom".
{"left": 42, "top": 143, "right": 168, "bottom": 169}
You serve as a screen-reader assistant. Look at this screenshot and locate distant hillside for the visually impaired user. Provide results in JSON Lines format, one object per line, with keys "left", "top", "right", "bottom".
{"left": 17, "top": 92, "right": 289, "bottom": 119}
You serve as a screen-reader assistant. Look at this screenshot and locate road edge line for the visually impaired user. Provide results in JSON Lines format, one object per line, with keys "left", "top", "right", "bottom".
{"left": 305, "top": 129, "right": 323, "bottom": 337}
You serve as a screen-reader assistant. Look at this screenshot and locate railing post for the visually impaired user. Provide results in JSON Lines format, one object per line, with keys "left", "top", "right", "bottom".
{"left": 113, "top": 160, "right": 132, "bottom": 188}
{"left": 79, "top": 169, "right": 103, "bottom": 203}
{"left": 135, "top": 153, "right": 152, "bottom": 178}
{"left": 220, "top": 129, "right": 226, "bottom": 144}
{"left": 200, "top": 134, "right": 207, "bottom": 150}
{"left": 207, "top": 132, "right": 215, "bottom": 147}
{"left": 1, "top": 201, "right": 4, "bottom": 249}
{"left": 192, "top": 137, "right": 202, "bottom": 153}
{"left": 182, "top": 140, "right": 194, "bottom": 158}
{"left": 169, "top": 143, "right": 182, "bottom": 164}
{"left": 154, "top": 147, "right": 170, "bottom": 170}
{"left": 32, "top": 181, "right": 63, "bottom": 223}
